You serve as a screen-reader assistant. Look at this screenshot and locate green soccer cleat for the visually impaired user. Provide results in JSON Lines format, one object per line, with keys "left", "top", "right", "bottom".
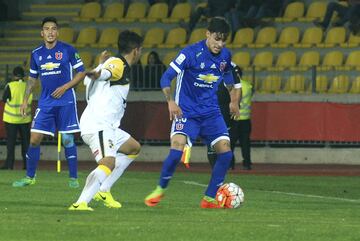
{"left": 200, "top": 196, "right": 224, "bottom": 209}
{"left": 68, "top": 178, "right": 79, "bottom": 188}
{"left": 93, "top": 191, "right": 122, "bottom": 208}
{"left": 68, "top": 202, "right": 93, "bottom": 211}
{"left": 144, "top": 185, "right": 166, "bottom": 207}
{"left": 12, "top": 176, "right": 36, "bottom": 187}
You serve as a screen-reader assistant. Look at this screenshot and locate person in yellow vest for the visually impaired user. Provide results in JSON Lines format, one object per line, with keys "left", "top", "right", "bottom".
{"left": 229, "top": 75, "right": 254, "bottom": 170}
{"left": 1, "top": 66, "right": 32, "bottom": 170}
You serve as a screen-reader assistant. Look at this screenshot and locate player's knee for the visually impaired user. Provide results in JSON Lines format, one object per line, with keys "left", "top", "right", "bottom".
{"left": 61, "top": 133, "right": 75, "bottom": 148}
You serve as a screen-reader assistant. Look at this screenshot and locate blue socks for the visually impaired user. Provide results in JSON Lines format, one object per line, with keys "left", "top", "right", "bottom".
{"left": 65, "top": 145, "right": 78, "bottom": 178}
{"left": 26, "top": 146, "right": 40, "bottom": 178}
{"left": 205, "top": 151, "right": 233, "bottom": 198}
{"left": 159, "top": 149, "right": 183, "bottom": 188}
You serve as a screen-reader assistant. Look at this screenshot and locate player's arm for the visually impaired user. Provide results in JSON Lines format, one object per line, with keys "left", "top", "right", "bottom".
{"left": 51, "top": 71, "right": 86, "bottom": 98}
{"left": 20, "top": 76, "right": 37, "bottom": 116}
{"left": 161, "top": 65, "right": 182, "bottom": 121}
{"left": 224, "top": 63, "right": 242, "bottom": 119}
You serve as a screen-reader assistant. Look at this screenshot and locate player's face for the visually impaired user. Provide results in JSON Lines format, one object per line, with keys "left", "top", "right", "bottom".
{"left": 132, "top": 46, "right": 143, "bottom": 64}
{"left": 206, "top": 31, "right": 227, "bottom": 54}
{"left": 41, "top": 22, "right": 58, "bottom": 44}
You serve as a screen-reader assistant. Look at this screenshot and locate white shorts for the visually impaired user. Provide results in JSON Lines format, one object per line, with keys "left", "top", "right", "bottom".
{"left": 82, "top": 128, "right": 131, "bottom": 162}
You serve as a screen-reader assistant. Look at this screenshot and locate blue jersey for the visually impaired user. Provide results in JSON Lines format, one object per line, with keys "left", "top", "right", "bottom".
{"left": 29, "top": 41, "right": 84, "bottom": 107}
{"left": 169, "top": 40, "right": 233, "bottom": 118}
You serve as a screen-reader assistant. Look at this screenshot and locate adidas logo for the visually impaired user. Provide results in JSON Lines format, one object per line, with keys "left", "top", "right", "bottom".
{"left": 47, "top": 55, "right": 52, "bottom": 59}
{"left": 210, "top": 64, "right": 216, "bottom": 69}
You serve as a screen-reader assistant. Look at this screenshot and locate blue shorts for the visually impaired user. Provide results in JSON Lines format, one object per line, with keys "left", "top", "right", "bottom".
{"left": 31, "top": 104, "right": 80, "bottom": 136}
{"left": 171, "top": 111, "right": 230, "bottom": 147}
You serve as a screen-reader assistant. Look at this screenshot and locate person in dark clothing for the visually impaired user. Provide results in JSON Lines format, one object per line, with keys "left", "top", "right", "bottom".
{"left": 314, "top": 0, "right": 360, "bottom": 30}
{"left": 130, "top": 59, "right": 144, "bottom": 90}
{"left": 144, "top": 51, "right": 166, "bottom": 90}
{"left": 1, "top": 66, "right": 32, "bottom": 170}
{"left": 186, "top": 0, "right": 236, "bottom": 31}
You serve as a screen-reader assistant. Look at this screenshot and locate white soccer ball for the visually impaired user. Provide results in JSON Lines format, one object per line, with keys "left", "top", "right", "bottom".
{"left": 215, "top": 182, "right": 244, "bottom": 208}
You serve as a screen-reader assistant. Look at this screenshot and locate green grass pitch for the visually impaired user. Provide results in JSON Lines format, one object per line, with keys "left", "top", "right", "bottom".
{"left": 0, "top": 170, "right": 359, "bottom": 241}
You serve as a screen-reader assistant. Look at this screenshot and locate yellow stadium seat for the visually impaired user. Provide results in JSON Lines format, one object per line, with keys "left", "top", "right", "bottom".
{"left": 253, "top": 52, "right": 273, "bottom": 70}
{"left": 140, "top": 3, "right": 168, "bottom": 23}
{"left": 143, "top": 28, "right": 165, "bottom": 48}
{"left": 74, "top": 27, "right": 97, "bottom": 48}
{"left": 349, "top": 76, "right": 360, "bottom": 94}
{"left": 119, "top": 3, "right": 147, "bottom": 23}
{"left": 227, "top": 28, "right": 254, "bottom": 48}
{"left": 259, "top": 75, "right": 282, "bottom": 93}
{"left": 79, "top": 51, "right": 93, "bottom": 69}
{"left": 268, "top": 51, "right": 296, "bottom": 71}
{"left": 294, "top": 27, "right": 323, "bottom": 48}
{"left": 275, "top": 2, "right": 305, "bottom": 22}
{"left": 93, "top": 51, "right": 114, "bottom": 68}
{"left": 283, "top": 75, "right": 306, "bottom": 93}
{"left": 248, "top": 27, "right": 277, "bottom": 48}
{"left": 328, "top": 75, "right": 349, "bottom": 94}
{"left": 158, "top": 28, "right": 187, "bottom": 48}
{"left": 340, "top": 33, "right": 360, "bottom": 48}
{"left": 140, "top": 52, "right": 150, "bottom": 66}
{"left": 298, "top": 1, "right": 327, "bottom": 22}
{"left": 129, "top": 28, "right": 143, "bottom": 37}
{"left": 232, "top": 51, "right": 251, "bottom": 70}
{"left": 91, "top": 28, "right": 120, "bottom": 48}
{"left": 181, "top": 28, "right": 207, "bottom": 47}
{"left": 74, "top": 2, "right": 101, "bottom": 22}
{"left": 337, "top": 51, "right": 360, "bottom": 71}
{"left": 162, "top": 3, "right": 191, "bottom": 23}
{"left": 58, "top": 27, "right": 75, "bottom": 43}
{"left": 96, "top": 3, "right": 124, "bottom": 22}
{"left": 271, "top": 27, "right": 299, "bottom": 48}
{"left": 291, "top": 51, "right": 320, "bottom": 71}
{"left": 162, "top": 51, "right": 178, "bottom": 66}
{"left": 317, "top": 27, "right": 346, "bottom": 48}
{"left": 318, "top": 51, "right": 344, "bottom": 71}
{"left": 307, "top": 75, "right": 328, "bottom": 93}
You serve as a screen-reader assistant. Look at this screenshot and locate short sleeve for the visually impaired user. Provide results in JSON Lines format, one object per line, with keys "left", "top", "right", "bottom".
{"left": 169, "top": 49, "right": 190, "bottom": 74}
{"left": 69, "top": 46, "right": 85, "bottom": 72}
{"left": 102, "top": 58, "right": 124, "bottom": 81}
{"left": 29, "top": 53, "right": 39, "bottom": 79}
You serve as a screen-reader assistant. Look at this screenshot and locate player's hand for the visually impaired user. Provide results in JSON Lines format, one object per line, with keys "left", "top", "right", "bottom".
{"left": 20, "top": 102, "right": 28, "bottom": 117}
{"left": 51, "top": 85, "right": 67, "bottom": 99}
{"left": 86, "top": 70, "right": 101, "bottom": 80}
{"left": 168, "top": 100, "right": 183, "bottom": 121}
{"left": 99, "top": 50, "right": 111, "bottom": 64}
{"left": 229, "top": 102, "right": 240, "bottom": 119}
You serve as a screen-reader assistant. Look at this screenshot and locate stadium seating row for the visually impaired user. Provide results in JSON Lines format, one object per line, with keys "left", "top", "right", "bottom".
{"left": 58, "top": 26, "right": 359, "bottom": 49}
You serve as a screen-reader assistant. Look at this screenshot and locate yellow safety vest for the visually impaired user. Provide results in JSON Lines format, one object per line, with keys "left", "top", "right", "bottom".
{"left": 3, "top": 80, "right": 32, "bottom": 124}
{"left": 235, "top": 79, "right": 253, "bottom": 121}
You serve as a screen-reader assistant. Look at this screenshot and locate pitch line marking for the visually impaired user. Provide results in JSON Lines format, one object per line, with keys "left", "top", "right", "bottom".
{"left": 181, "top": 180, "right": 360, "bottom": 203}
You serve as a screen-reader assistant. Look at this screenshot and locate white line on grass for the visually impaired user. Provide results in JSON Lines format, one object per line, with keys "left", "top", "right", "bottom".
{"left": 180, "top": 180, "right": 360, "bottom": 203}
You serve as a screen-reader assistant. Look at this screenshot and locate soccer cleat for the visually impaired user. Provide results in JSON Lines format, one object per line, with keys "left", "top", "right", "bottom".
{"left": 200, "top": 196, "right": 224, "bottom": 209}
{"left": 93, "top": 191, "right": 122, "bottom": 208}
{"left": 144, "top": 185, "right": 165, "bottom": 207}
{"left": 68, "top": 202, "right": 93, "bottom": 211}
{"left": 12, "top": 176, "right": 36, "bottom": 187}
{"left": 68, "top": 178, "right": 80, "bottom": 188}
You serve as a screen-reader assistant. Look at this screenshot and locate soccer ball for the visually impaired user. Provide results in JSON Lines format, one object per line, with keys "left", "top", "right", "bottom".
{"left": 216, "top": 183, "right": 244, "bottom": 208}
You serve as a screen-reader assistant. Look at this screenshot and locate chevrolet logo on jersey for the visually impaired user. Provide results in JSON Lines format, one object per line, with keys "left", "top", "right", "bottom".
{"left": 197, "top": 74, "right": 219, "bottom": 83}
{"left": 40, "top": 62, "right": 60, "bottom": 71}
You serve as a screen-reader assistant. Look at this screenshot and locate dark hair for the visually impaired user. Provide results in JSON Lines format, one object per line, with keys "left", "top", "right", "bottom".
{"left": 117, "top": 30, "right": 143, "bottom": 54}
{"left": 207, "top": 17, "right": 230, "bottom": 38}
{"left": 13, "top": 66, "right": 25, "bottom": 78}
{"left": 148, "top": 51, "right": 162, "bottom": 64}
{"left": 42, "top": 17, "right": 58, "bottom": 27}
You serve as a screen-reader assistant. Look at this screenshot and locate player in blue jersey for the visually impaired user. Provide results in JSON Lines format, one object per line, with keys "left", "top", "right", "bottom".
{"left": 145, "top": 17, "right": 241, "bottom": 208}
{"left": 12, "top": 17, "right": 86, "bottom": 188}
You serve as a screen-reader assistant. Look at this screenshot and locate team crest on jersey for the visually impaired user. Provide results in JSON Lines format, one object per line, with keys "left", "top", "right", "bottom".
{"left": 175, "top": 123, "right": 184, "bottom": 130}
{"left": 55, "top": 52, "right": 63, "bottom": 60}
{"left": 220, "top": 61, "right": 227, "bottom": 72}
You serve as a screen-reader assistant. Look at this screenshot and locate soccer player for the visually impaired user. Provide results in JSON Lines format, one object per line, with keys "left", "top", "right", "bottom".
{"left": 145, "top": 17, "right": 240, "bottom": 209}
{"left": 68, "top": 30, "right": 143, "bottom": 211}
{"left": 12, "top": 17, "right": 85, "bottom": 188}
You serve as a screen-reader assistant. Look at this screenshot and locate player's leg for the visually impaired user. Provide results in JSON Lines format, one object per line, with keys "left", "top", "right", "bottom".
{"left": 95, "top": 132, "right": 140, "bottom": 208}
{"left": 19, "top": 123, "right": 30, "bottom": 170}
{"left": 57, "top": 104, "right": 81, "bottom": 187}
{"left": 229, "top": 119, "right": 240, "bottom": 170}
{"left": 69, "top": 131, "right": 116, "bottom": 211}
{"left": 2, "top": 123, "right": 17, "bottom": 169}
{"left": 239, "top": 120, "right": 252, "bottom": 170}
{"left": 61, "top": 133, "right": 79, "bottom": 188}
{"left": 13, "top": 107, "right": 54, "bottom": 187}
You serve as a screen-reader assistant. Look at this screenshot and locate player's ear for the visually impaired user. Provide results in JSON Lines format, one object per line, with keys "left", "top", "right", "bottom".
{"left": 206, "top": 30, "right": 211, "bottom": 39}
{"left": 40, "top": 30, "right": 44, "bottom": 38}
